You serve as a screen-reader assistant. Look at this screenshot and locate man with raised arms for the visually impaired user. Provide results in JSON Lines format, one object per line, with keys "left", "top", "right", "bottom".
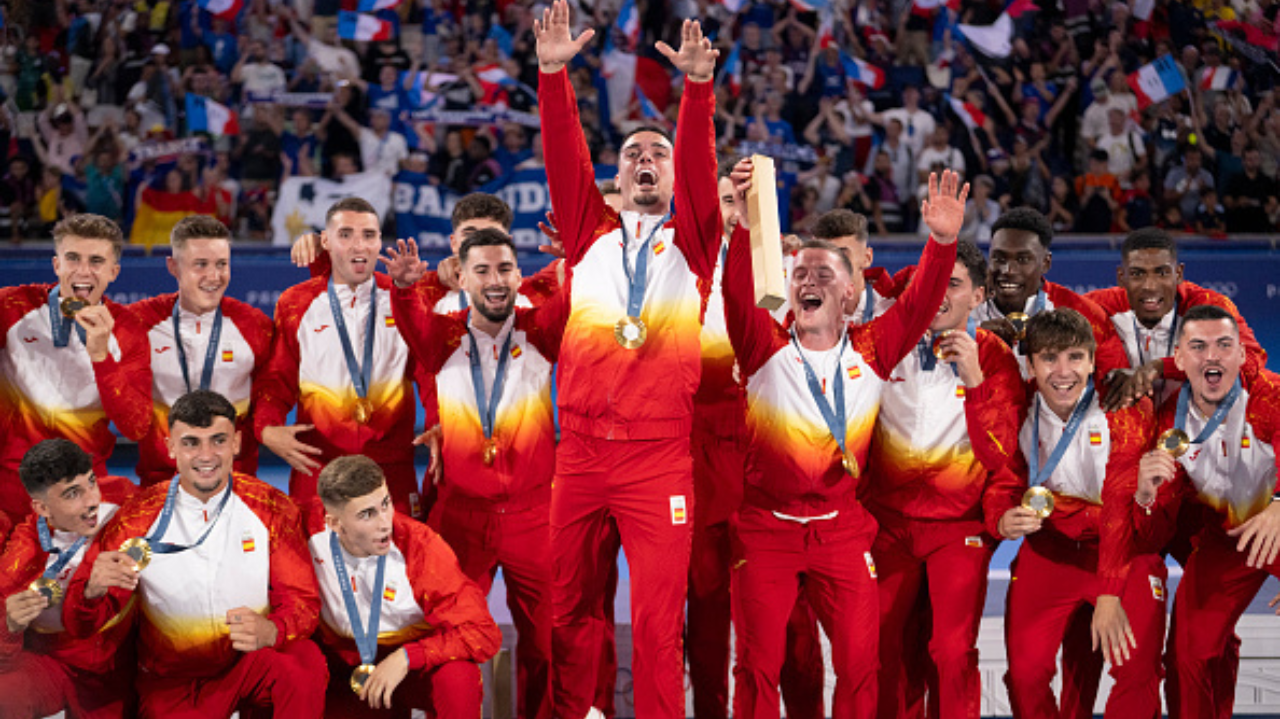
{"left": 534, "top": 3, "right": 722, "bottom": 715}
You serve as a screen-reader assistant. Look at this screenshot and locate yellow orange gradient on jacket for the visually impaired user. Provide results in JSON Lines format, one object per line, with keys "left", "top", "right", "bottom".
{"left": 438, "top": 386, "right": 554, "bottom": 459}
{"left": 298, "top": 377, "right": 411, "bottom": 449}
{"left": 868, "top": 425, "right": 985, "bottom": 514}
{"left": 0, "top": 387, "right": 104, "bottom": 449}
{"left": 139, "top": 603, "right": 270, "bottom": 676}
{"left": 746, "top": 399, "right": 878, "bottom": 478}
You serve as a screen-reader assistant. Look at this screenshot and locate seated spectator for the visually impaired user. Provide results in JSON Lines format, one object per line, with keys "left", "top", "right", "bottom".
{"left": 745, "top": 93, "right": 797, "bottom": 145}
{"left": 1118, "top": 171, "right": 1155, "bottom": 232}
{"left": 1047, "top": 174, "right": 1078, "bottom": 234}
{"left": 0, "top": 156, "right": 38, "bottom": 244}
{"left": 1223, "top": 146, "right": 1280, "bottom": 233}
{"left": 1195, "top": 187, "right": 1228, "bottom": 236}
{"left": 1163, "top": 145, "right": 1214, "bottom": 220}
{"left": 492, "top": 124, "right": 532, "bottom": 175}
{"left": 866, "top": 149, "right": 906, "bottom": 233}
{"left": 1158, "top": 204, "right": 1193, "bottom": 233}
{"left": 465, "top": 135, "right": 502, "bottom": 191}
{"left": 1074, "top": 149, "right": 1121, "bottom": 232}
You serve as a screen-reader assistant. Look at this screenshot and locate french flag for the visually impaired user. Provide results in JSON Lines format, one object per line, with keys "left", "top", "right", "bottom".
{"left": 788, "top": 0, "right": 829, "bottom": 11}
{"left": 615, "top": 0, "right": 640, "bottom": 50}
{"left": 356, "top": 0, "right": 401, "bottom": 10}
{"left": 717, "top": 41, "right": 742, "bottom": 96}
{"left": 947, "top": 94, "right": 986, "bottom": 130}
{"left": 338, "top": 11, "right": 394, "bottom": 41}
{"left": 1200, "top": 66, "right": 1238, "bottom": 91}
{"left": 1129, "top": 55, "right": 1188, "bottom": 108}
{"left": 185, "top": 94, "right": 239, "bottom": 135}
{"left": 635, "top": 85, "right": 665, "bottom": 122}
{"left": 197, "top": 0, "right": 243, "bottom": 21}
{"left": 841, "top": 52, "right": 885, "bottom": 89}
{"left": 956, "top": 0, "right": 1036, "bottom": 58}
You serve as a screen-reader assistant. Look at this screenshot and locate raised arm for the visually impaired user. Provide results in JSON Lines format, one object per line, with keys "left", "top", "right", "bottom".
{"left": 657, "top": 20, "right": 721, "bottom": 280}
{"left": 535, "top": 0, "right": 604, "bottom": 266}
{"left": 722, "top": 157, "right": 788, "bottom": 377}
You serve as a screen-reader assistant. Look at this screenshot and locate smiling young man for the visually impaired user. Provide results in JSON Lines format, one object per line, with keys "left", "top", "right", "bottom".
{"left": 863, "top": 241, "right": 1024, "bottom": 719}
{"left": 970, "top": 207, "right": 1125, "bottom": 379}
{"left": 1128, "top": 305, "right": 1280, "bottom": 719}
{"left": 382, "top": 228, "right": 566, "bottom": 719}
{"left": 0, "top": 440, "right": 137, "bottom": 719}
{"left": 64, "top": 390, "right": 324, "bottom": 718}
{"left": 535, "top": 5, "right": 723, "bottom": 717}
{"left": 999, "top": 309, "right": 1165, "bottom": 719}
{"left": 0, "top": 214, "right": 152, "bottom": 523}
{"left": 308, "top": 454, "right": 501, "bottom": 718}
{"left": 1086, "top": 228, "right": 1267, "bottom": 410}
{"left": 128, "top": 216, "right": 274, "bottom": 486}
{"left": 723, "top": 164, "right": 965, "bottom": 718}
{"left": 254, "top": 198, "right": 436, "bottom": 518}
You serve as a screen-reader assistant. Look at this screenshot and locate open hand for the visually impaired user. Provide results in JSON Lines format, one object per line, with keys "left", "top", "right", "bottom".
{"left": 920, "top": 170, "right": 970, "bottom": 245}
{"left": 535, "top": 0, "right": 595, "bottom": 74}
{"left": 656, "top": 20, "right": 718, "bottom": 83}
{"left": 378, "top": 239, "right": 429, "bottom": 289}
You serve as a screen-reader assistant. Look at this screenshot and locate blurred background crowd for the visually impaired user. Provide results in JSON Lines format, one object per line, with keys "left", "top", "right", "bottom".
{"left": 0, "top": 0, "right": 1277, "bottom": 245}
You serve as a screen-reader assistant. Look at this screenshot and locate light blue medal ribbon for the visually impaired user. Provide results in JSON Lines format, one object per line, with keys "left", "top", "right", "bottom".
{"left": 171, "top": 301, "right": 224, "bottom": 393}
{"left": 458, "top": 291, "right": 468, "bottom": 311}
{"left": 1174, "top": 376, "right": 1242, "bottom": 443}
{"left": 144, "top": 476, "right": 235, "bottom": 554}
{"left": 620, "top": 214, "right": 671, "bottom": 320}
{"left": 1028, "top": 287, "right": 1047, "bottom": 317}
{"left": 327, "top": 278, "right": 379, "bottom": 401}
{"left": 48, "top": 287, "right": 86, "bottom": 349}
{"left": 467, "top": 312, "right": 514, "bottom": 443}
{"left": 860, "top": 283, "right": 875, "bottom": 325}
{"left": 330, "top": 531, "right": 387, "bottom": 667}
{"left": 36, "top": 518, "right": 90, "bottom": 579}
{"left": 1029, "top": 379, "right": 1096, "bottom": 488}
{"left": 791, "top": 331, "right": 851, "bottom": 464}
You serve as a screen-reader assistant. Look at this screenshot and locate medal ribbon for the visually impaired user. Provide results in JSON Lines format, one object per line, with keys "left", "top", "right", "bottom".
{"left": 791, "top": 330, "right": 851, "bottom": 457}
{"left": 467, "top": 313, "right": 514, "bottom": 441}
{"left": 1174, "top": 376, "right": 1242, "bottom": 444}
{"left": 48, "top": 287, "right": 87, "bottom": 349}
{"left": 171, "top": 302, "right": 224, "bottom": 393}
{"left": 36, "top": 517, "right": 90, "bottom": 580}
{"left": 458, "top": 291, "right": 469, "bottom": 311}
{"left": 145, "top": 475, "right": 235, "bottom": 554}
{"left": 1029, "top": 379, "right": 1096, "bottom": 488}
{"left": 330, "top": 531, "right": 386, "bottom": 666}
{"left": 918, "top": 315, "right": 979, "bottom": 372}
{"left": 620, "top": 214, "right": 670, "bottom": 319}
{"left": 860, "top": 284, "right": 875, "bottom": 325}
{"left": 327, "top": 278, "right": 379, "bottom": 400}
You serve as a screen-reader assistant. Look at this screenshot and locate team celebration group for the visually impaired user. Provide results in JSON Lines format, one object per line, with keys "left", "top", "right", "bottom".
{"left": 1, "top": 4, "right": 1277, "bottom": 719}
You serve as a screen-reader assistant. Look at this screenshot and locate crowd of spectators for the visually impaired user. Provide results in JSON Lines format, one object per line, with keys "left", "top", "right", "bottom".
{"left": 0, "top": 0, "right": 1277, "bottom": 244}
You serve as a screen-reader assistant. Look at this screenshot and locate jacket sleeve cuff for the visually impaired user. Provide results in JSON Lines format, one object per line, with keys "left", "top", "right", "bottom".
{"left": 404, "top": 642, "right": 427, "bottom": 670}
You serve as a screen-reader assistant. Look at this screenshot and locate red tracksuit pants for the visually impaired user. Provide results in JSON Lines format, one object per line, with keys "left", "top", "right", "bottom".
{"left": 430, "top": 493, "right": 552, "bottom": 719}
{"left": 292, "top": 460, "right": 427, "bottom": 521}
{"left": 1166, "top": 527, "right": 1277, "bottom": 719}
{"left": 873, "top": 516, "right": 995, "bottom": 719}
{"left": 1004, "top": 536, "right": 1167, "bottom": 719}
{"left": 731, "top": 504, "right": 879, "bottom": 719}
{"left": 551, "top": 432, "right": 693, "bottom": 719}
{"left": 324, "top": 651, "right": 481, "bottom": 718}
{"left": 0, "top": 651, "right": 133, "bottom": 719}
{"left": 136, "top": 639, "right": 328, "bottom": 719}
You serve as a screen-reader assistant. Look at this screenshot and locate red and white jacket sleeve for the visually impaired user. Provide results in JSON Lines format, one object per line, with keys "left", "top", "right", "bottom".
{"left": 401, "top": 519, "right": 501, "bottom": 670}
{"left": 1098, "top": 400, "right": 1157, "bottom": 595}
{"left": 670, "top": 78, "right": 722, "bottom": 281}
{"left": 260, "top": 486, "right": 321, "bottom": 646}
{"left": 252, "top": 285, "right": 310, "bottom": 438}
{"left": 98, "top": 300, "right": 154, "bottom": 440}
{"left": 971, "top": 334, "right": 1029, "bottom": 536}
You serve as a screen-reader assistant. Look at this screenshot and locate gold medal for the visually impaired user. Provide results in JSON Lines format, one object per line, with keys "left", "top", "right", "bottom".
{"left": 842, "top": 450, "right": 859, "bottom": 478}
{"left": 1157, "top": 428, "right": 1190, "bottom": 458}
{"left": 614, "top": 316, "right": 647, "bottom": 349}
{"left": 118, "top": 537, "right": 153, "bottom": 571}
{"left": 352, "top": 398, "right": 374, "bottom": 424}
{"left": 1006, "top": 312, "right": 1029, "bottom": 341}
{"left": 1022, "top": 486, "right": 1055, "bottom": 519}
{"left": 931, "top": 330, "right": 956, "bottom": 360}
{"left": 350, "top": 663, "right": 376, "bottom": 694}
{"left": 482, "top": 438, "right": 498, "bottom": 466}
{"left": 59, "top": 296, "right": 88, "bottom": 319}
{"left": 29, "top": 577, "right": 64, "bottom": 604}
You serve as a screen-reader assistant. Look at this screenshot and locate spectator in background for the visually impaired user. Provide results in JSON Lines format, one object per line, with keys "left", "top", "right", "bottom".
{"left": 746, "top": 92, "right": 797, "bottom": 145}
{"left": 282, "top": 108, "right": 322, "bottom": 179}
{"left": 1195, "top": 186, "right": 1228, "bottom": 236}
{"left": 1163, "top": 145, "right": 1214, "bottom": 220}
{"left": 232, "top": 39, "right": 288, "bottom": 99}
{"left": 465, "top": 135, "right": 502, "bottom": 191}
{"left": 493, "top": 124, "right": 533, "bottom": 175}
{"left": 1095, "top": 107, "right": 1146, "bottom": 185}
{"left": 291, "top": 12, "right": 361, "bottom": 80}
{"left": 1006, "top": 139, "right": 1049, "bottom": 212}
{"left": 1047, "top": 174, "right": 1078, "bottom": 234}
{"left": 37, "top": 94, "right": 89, "bottom": 177}
{"left": 916, "top": 125, "right": 965, "bottom": 186}
{"left": 336, "top": 105, "right": 409, "bottom": 177}
{"left": 873, "top": 85, "right": 935, "bottom": 158}
{"left": 1118, "top": 170, "right": 1154, "bottom": 232}
{"left": 85, "top": 146, "right": 127, "bottom": 219}
{"left": 237, "top": 105, "right": 285, "bottom": 190}
{"left": 960, "top": 174, "right": 1001, "bottom": 242}
{"left": 0, "top": 156, "right": 38, "bottom": 244}
{"left": 1223, "top": 146, "right": 1280, "bottom": 233}
{"left": 1075, "top": 149, "right": 1121, "bottom": 232}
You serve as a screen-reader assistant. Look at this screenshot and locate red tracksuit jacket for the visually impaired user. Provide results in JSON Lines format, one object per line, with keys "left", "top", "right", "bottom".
{"left": 723, "top": 223, "right": 954, "bottom": 518}
{"left": 64, "top": 474, "right": 320, "bottom": 678}
{"left": 1087, "top": 281, "right": 1268, "bottom": 391}
{"left": 0, "top": 284, "right": 152, "bottom": 518}
{"left": 0, "top": 475, "right": 137, "bottom": 674}
{"left": 541, "top": 68, "right": 721, "bottom": 441}
{"left": 304, "top": 508, "right": 501, "bottom": 670}
{"left": 1014, "top": 394, "right": 1156, "bottom": 594}
{"left": 864, "top": 328, "right": 1026, "bottom": 537}
{"left": 129, "top": 294, "right": 274, "bottom": 484}
{"left": 252, "top": 273, "right": 436, "bottom": 468}
{"left": 389, "top": 275, "right": 567, "bottom": 504}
